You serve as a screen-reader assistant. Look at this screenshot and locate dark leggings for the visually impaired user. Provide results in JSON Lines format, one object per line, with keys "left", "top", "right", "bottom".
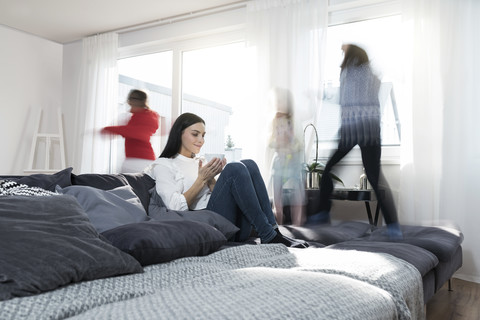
{"left": 318, "top": 143, "right": 398, "bottom": 225}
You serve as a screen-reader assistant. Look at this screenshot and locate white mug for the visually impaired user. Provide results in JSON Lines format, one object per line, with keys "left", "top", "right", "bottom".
{"left": 205, "top": 153, "right": 225, "bottom": 162}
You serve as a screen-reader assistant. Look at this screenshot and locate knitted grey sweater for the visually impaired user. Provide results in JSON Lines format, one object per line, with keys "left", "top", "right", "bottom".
{"left": 338, "top": 64, "right": 381, "bottom": 147}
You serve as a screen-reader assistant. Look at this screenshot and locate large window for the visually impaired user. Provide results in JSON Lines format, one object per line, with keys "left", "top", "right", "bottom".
{"left": 317, "top": 15, "right": 403, "bottom": 150}
{"left": 116, "top": 40, "right": 255, "bottom": 171}
{"left": 112, "top": 4, "right": 403, "bottom": 172}
{"left": 181, "top": 42, "right": 255, "bottom": 160}
{"left": 116, "top": 51, "right": 172, "bottom": 172}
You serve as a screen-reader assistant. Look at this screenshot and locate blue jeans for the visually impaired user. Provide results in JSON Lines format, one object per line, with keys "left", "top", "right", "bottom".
{"left": 207, "top": 159, "right": 277, "bottom": 242}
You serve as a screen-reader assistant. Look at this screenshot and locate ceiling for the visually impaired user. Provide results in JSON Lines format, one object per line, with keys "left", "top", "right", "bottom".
{"left": 0, "top": 0, "right": 243, "bottom": 44}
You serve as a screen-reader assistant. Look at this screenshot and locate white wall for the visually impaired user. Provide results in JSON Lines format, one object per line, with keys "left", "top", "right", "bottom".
{"left": 0, "top": 25, "right": 63, "bottom": 174}
{"left": 61, "top": 40, "right": 82, "bottom": 171}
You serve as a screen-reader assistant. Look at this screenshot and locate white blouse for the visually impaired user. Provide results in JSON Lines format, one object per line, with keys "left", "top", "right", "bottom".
{"left": 145, "top": 154, "right": 211, "bottom": 211}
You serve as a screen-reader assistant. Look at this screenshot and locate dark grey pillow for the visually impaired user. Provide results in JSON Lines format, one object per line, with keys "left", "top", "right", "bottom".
{"left": 0, "top": 195, "right": 143, "bottom": 301}
{"left": 56, "top": 185, "right": 149, "bottom": 233}
{"left": 101, "top": 220, "right": 227, "bottom": 266}
{"left": 148, "top": 188, "right": 239, "bottom": 240}
{"left": 13, "top": 167, "right": 73, "bottom": 191}
{"left": 71, "top": 172, "right": 129, "bottom": 189}
{"left": 121, "top": 173, "right": 156, "bottom": 210}
{"left": 71, "top": 172, "right": 155, "bottom": 212}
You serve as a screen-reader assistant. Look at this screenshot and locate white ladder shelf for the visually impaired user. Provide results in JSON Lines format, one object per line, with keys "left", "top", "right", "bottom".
{"left": 24, "top": 108, "right": 66, "bottom": 174}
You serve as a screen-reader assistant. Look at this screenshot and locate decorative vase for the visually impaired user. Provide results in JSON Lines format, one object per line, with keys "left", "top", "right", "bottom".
{"left": 306, "top": 171, "right": 319, "bottom": 189}
{"left": 359, "top": 168, "right": 368, "bottom": 190}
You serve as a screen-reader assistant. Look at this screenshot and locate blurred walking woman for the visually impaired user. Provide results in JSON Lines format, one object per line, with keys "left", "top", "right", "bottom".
{"left": 315, "top": 44, "right": 402, "bottom": 239}
{"left": 145, "top": 112, "right": 307, "bottom": 247}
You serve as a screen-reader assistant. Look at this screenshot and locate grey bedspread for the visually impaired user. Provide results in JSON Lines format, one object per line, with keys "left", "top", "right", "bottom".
{"left": 0, "top": 244, "right": 424, "bottom": 320}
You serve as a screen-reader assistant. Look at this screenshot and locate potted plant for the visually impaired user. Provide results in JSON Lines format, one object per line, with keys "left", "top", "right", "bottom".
{"left": 225, "top": 135, "right": 235, "bottom": 150}
{"left": 303, "top": 123, "right": 343, "bottom": 189}
{"left": 304, "top": 161, "right": 343, "bottom": 189}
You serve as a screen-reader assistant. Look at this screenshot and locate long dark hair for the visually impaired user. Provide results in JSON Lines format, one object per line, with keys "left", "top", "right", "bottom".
{"left": 340, "top": 44, "right": 370, "bottom": 71}
{"left": 159, "top": 113, "right": 205, "bottom": 158}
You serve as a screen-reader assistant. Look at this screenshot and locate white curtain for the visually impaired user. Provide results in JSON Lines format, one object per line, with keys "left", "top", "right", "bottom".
{"left": 400, "top": 0, "right": 480, "bottom": 282}
{"left": 72, "top": 32, "right": 118, "bottom": 174}
{"left": 246, "top": 0, "right": 328, "bottom": 174}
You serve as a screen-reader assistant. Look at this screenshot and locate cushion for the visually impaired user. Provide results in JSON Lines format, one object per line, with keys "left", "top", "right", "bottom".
{"left": 0, "top": 180, "right": 57, "bottom": 196}
{"left": 10, "top": 167, "right": 72, "bottom": 191}
{"left": 148, "top": 188, "right": 239, "bottom": 240}
{"left": 71, "top": 172, "right": 155, "bottom": 212}
{"left": 71, "top": 172, "right": 129, "bottom": 189}
{"left": 101, "top": 220, "right": 227, "bottom": 266}
{"left": 328, "top": 240, "right": 439, "bottom": 277}
{"left": 121, "top": 173, "right": 156, "bottom": 210}
{"left": 56, "top": 185, "right": 149, "bottom": 233}
{"left": 367, "top": 224, "right": 464, "bottom": 262}
{"left": 0, "top": 195, "right": 143, "bottom": 301}
{"left": 279, "top": 221, "right": 371, "bottom": 246}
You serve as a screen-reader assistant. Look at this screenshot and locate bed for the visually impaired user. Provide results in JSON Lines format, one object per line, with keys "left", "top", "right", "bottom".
{"left": 0, "top": 244, "right": 423, "bottom": 320}
{"left": 0, "top": 168, "right": 463, "bottom": 319}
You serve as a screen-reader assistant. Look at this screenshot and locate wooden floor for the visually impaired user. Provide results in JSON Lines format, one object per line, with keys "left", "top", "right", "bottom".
{"left": 426, "top": 278, "right": 480, "bottom": 320}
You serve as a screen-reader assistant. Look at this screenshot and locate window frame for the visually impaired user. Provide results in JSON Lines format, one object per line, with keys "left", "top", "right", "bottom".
{"left": 315, "top": 0, "right": 403, "bottom": 165}
{"left": 118, "top": 29, "right": 246, "bottom": 120}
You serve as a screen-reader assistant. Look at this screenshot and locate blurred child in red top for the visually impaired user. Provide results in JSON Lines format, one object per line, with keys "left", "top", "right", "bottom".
{"left": 102, "top": 89, "right": 159, "bottom": 173}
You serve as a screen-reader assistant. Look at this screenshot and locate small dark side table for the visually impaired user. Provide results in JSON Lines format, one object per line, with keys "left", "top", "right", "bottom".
{"left": 304, "top": 188, "right": 383, "bottom": 228}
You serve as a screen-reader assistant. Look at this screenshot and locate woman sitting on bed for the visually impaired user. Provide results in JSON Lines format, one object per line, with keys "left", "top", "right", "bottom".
{"left": 145, "top": 112, "right": 307, "bottom": 248}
